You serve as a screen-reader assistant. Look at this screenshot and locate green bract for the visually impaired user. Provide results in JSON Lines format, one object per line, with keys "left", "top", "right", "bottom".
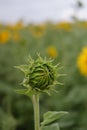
{"left": 15, "top": 55, "right": 61, "bottom": 95}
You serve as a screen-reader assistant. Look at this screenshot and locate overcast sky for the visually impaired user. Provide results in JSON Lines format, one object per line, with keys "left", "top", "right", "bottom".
{"left": 0, "top": 0, "right": 87, "bottom": 24}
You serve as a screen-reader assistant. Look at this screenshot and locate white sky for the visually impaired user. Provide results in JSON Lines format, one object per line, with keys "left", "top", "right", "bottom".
{"left": 0, "top": 0, "right": 87, "bottom": 23}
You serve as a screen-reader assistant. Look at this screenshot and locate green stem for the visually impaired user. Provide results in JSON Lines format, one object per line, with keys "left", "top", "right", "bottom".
{"left": 32, "top": 94, "right": 40, "bottom": 130}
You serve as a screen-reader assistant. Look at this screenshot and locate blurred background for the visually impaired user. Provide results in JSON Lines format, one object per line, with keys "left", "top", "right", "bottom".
{"left": 0, "top": 0, "right": 87, "bottom": 130}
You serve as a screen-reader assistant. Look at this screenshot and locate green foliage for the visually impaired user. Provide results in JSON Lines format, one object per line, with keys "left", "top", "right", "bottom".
{"left": 41, "top": 111, "right": 68, "bottom": 126}
{"left": 42, "top": 123, "right": 60, "bottom": 130}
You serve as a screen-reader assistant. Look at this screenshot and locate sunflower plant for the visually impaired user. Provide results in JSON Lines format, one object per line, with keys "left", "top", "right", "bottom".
{"left": 15, "top": 54, "right": 68, "bottom": 130}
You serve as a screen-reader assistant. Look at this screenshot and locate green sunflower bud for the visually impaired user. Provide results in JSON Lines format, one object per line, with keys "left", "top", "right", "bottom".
{"left": 15, "top": 55, "right": 61, "bottom": 94}
{"left": 29, "top": 61, "right": 55, "bottom": 90}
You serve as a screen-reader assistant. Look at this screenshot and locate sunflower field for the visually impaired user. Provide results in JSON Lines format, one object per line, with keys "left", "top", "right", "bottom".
{"left": 0, "top": 21, "right": 87, "bottom": 130}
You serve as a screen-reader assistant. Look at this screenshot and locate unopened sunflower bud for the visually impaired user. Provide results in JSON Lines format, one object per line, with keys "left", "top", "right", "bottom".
{"left": 16, "top": 55, "right": 61, "bottom": 94}
{"left": 29, "top": 61, "right": 55, "bottom": 90}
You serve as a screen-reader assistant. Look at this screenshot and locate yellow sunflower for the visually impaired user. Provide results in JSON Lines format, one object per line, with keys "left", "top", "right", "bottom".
{"left": 0, "top": 30, "right": 10, "bottom": 43}
{"left": 77, "top": 47, "right": 87, "bottom": 76}
{"left": 46, "top": 46, "right": 58, "bottom": 58}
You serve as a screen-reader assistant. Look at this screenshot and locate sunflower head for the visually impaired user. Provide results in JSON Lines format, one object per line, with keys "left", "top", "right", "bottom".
{"left": 77, "top": 47, "right": 87, "bottom": 76}
{"left": 15, "top": 55, "right": 62, "bottom": 95}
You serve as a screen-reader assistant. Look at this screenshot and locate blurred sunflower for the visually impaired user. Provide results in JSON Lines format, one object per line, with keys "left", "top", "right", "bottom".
{"left": 77, "top": 47, "right": 87, "bottom": 76}
{"left": 12, "top": 32, "right": 21, "bottom": 42}
{"left": 13, "top": 21, "right": 24, "bottom": 30}
{"left": 31, "top": 25, "right": 45, "bottom": 38}
{"left": 55, "top": 22, "right": 71, "bottom": 31}
{"left": 0, "top": 30, "right": 10, "bottom": 43}
{"left": 80, "top": 22, "right": 87, "bottom": 28}
{"left": 46, "top": 46, "right": 58, "bottom": 58}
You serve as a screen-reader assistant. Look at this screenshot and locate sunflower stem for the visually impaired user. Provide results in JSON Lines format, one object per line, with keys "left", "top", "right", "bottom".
{"left": 32, "top": 94, "right": 40, "bottom": 130}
